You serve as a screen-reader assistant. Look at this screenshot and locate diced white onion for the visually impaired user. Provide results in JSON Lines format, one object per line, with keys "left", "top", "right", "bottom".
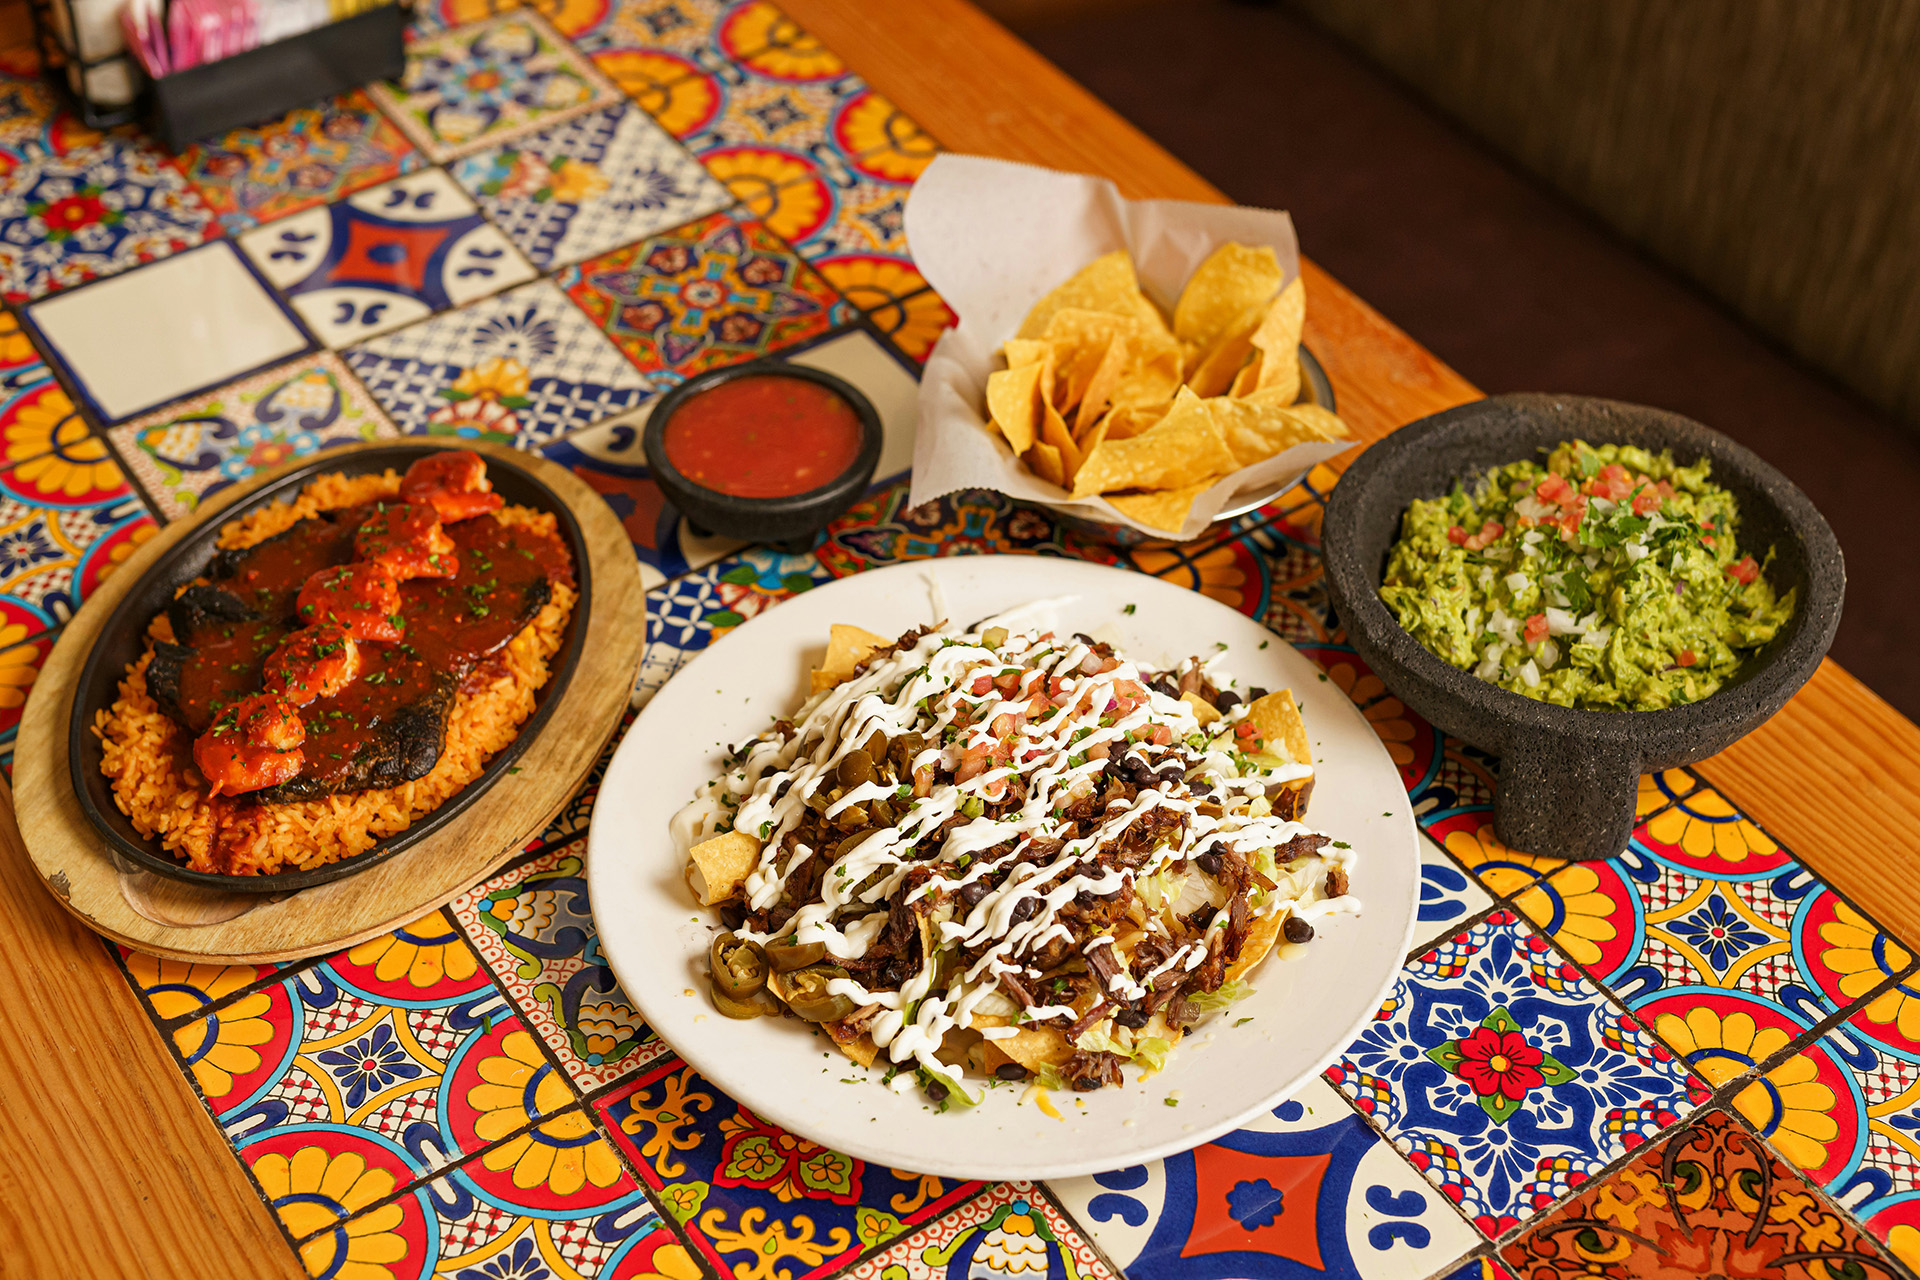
{"left": 1475, "top": 643, "right": 1507, "bottom": 679}
{"left": 1522, "top": 530, "right": 1546, "bottom": 546}
{"left": 1519, "top": 659, "right": 1541, "bottom": 688}
{"left": 1624, "top": 542, "right": 1650, "bottom": 563}
{"left": 1503, "top": 571, "right": 1530, "bottom": 595}
{"left": 1515, "top": 496, "right": 1553, "bottom": 520}
{"left": 1537, "top": 639, "right": 1560, "bottom": 670}
{"left": 1544, "top": 607, "right": 1580, "bottom": 635}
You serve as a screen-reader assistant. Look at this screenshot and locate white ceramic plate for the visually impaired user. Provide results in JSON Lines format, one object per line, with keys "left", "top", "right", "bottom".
{"left": 588, "top": 556, "right": 1417, "bottom": 1180}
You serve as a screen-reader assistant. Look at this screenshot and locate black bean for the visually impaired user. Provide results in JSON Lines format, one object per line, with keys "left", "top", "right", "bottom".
{"left": 925, "top": 1079, "right": 949, "bottom": 1102}
{"left": 1248, "top": 686, "right": 1270, "bottom": 702}
{"left": 1011, "top": 896, "right": 1039, "bottom": 925}
{"left": 1075, "top": 1076, "right": 1102, "bottom": 1091}
{"left": 996, "top": 1062, "right": 1029, "bottom": 1081}
{"left": 1151, "top": 675, "right": 1180, "bottom": 699}
{"left": 1156, "top": 764, "right": 1184, "bottom": 784}
{"left": 1190, "top": 779, "right": 1213, "bottom": 796}
{"left": 1194, "top": 842, "right": 1224, "bottom": 875}
{"left": 1283, "top": 916, "right": 1315, "bottom": 944}
{"left": 1214, "top": 691, "right": 1241, "bottom": 712}
{"left": 1112, "top": 1007, "right": 1150, "bottom": 1029}
{"left": 959, "top": 880, "right": 990, "bottom": 907}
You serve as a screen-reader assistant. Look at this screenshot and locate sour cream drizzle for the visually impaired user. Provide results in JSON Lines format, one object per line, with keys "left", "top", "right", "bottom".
{"left": 677, "top": 618, "right": 1356, "bottom": 1099}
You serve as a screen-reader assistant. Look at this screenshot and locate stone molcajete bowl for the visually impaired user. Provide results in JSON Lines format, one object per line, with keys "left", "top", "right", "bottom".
{"left": 1321, "top": 394, "right": 1844, "bottom": 861}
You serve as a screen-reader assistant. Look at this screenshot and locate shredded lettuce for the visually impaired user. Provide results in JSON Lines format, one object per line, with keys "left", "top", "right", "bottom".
{"left": 918, "top": 1065, "right": 979, "bottom": 1110}
{"left": 1185, "top": 980, "right": 1253, "bottom": 1013}
{"left": 1132, "top": 1035, "right": 1172, "bottom": 1073}
{"left": 1071, "top": 1028, "right": 1174, "bottom": 1076}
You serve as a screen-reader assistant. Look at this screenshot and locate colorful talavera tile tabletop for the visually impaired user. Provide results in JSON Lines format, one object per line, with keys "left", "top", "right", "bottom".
{"left": 5, "top": 4, "right": 1918, "bottom": 1279}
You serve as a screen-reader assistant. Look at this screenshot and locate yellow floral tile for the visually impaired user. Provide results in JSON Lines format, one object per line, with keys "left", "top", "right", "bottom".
{"left": 1636, "top": 766, "right": 1698, "bottom": 816}
{"left": 1638, "top": 781, "right": 1778, "bottom": 865}
{"left": 1429, "top": 815, "right": 1567, "bottom": 898}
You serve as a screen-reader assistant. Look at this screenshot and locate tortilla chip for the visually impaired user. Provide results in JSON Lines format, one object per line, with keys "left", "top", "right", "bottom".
{"left": 1043, "top": 311, "right": 1137, "bottom": 411}
{"left": 810, "top": 623, "right": 890, "bottom": 693}
{"left": 986, "top": 1025, "right": 1076, "bottom": 1074}
{"left": 1003, "top": 337, "right": 1052, "bottom": 370}
{"left": 1075, "top": 336, "right": 1130, "bottom": 435}
{"left": 688, "top": 830, "right": 759, "bottom": 905}
{"left": 1184, "top": 301, "right": 1264, "bottom": 398}
{"left": 985, "top": 361, "right": 1044, "bottom": 455}
{"left": 1248, "top": 688, "right": 1312, "bottom": 767}
{"left": 1181, "top": 691, "right": 1222, "bottom": 726}
{"left": 1041, "top": 401, "right": 1084, "bottom": 480}
{"left": 1109, "top": 340, "right": 1185, "bottom": 411}
{"left": 1250, "top": 278, "right": 1305, "bottom": 402}
{"left": 1174, "top": 243, "right": 1284, "bottom": 349}
{"left": 1106, "top": 479, "right": 1216, "bottom": 533}
{"left": 1070, "top": 389, "right": 1236, "bottom": 498}
{"left": 1213, "top": 397, "right": 1352, "bottom": 468}
{"left": 1019, "top": 250, "right": 1171, "bottom": 341}
{"left": 1229, "top": 351, "right": 1264, "bottom": 398}
{"left": 1102, "top": 401, "right": 1170, "bottom": 441}
{"left": 1227, "top": 911, "right": 1283, "bottom": 984}
{"left": 828, "top": 623, "right": 888, "bottom": 674}
{"left": 824, "top": 1022, "right": 880, "bottom": 1068}
{"left": 1026, "top": 440, "right": 1066, "bottom": 487}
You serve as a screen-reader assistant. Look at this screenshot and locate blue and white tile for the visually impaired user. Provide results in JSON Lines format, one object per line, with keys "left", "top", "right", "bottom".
{"left": 1325, "top": 909, "right": 1710, "bottom": 1239}
{"left": 0, "top": 129, "right": 217, "bottom": 302}
{"left": 237, "top": 168, "right": 536, "bottom": 347}
{"left": 24, "top": 241, "right": 314, "bottom": 423}
{"left": 450, "top": 100, "right": 732, "bottom": 270}
{"left": 1049, "top": 1077, "right": 1481, "bottom": 1280}
{"left": 344, "top": 278, "right": 650, "bottom": 446}
{"left": 635, "top": 546, "right": 831, "bottom": 705}
{"left": 1415, "top": 833, "right": 1496, "bottom": 950}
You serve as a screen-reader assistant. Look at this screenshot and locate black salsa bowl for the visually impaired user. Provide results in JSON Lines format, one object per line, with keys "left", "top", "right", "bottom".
{"left": 1320, "top": 394, "right": 1844, "bottom": 861}
{"left": 68, "top": 443, "right": 593, "bottom": 893}
{"left": 642, "top": 361, "right": 883, "bottom": 546}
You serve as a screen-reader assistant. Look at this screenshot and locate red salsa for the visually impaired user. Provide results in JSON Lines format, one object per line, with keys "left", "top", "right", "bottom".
{"left": 663, "top": 375, "right": 863, "bottom": 499}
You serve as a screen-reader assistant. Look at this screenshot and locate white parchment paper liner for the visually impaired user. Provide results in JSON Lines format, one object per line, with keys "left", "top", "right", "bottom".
{"left": 904, "top": 154, "right": 1354, "bottom": 540}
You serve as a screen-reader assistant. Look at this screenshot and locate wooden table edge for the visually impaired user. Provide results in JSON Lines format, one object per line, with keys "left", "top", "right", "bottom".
{"left": 0, "top": 3, "right": 1916, "bottom": 1276}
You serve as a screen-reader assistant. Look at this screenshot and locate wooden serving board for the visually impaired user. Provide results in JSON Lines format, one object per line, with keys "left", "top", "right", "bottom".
{"left": 13, "top": 441, "right": 645, "bottom": 962}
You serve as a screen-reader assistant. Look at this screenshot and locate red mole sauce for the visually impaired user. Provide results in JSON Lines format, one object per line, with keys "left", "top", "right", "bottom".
{"left": 164, "top": 503, "right": 572, "bottom": 791}
{"left": 165, "top": 619, "right": 286, "bottom": 735}
{"left": 662, "top": 375, "right": 863, "bottom": 499}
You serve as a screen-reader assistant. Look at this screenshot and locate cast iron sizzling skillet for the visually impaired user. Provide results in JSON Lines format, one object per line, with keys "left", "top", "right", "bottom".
{"left": 1320, "top": 394, "right": 1843, "bottom": 861}
{"left": 68, "top": 444, "right": 593, "bottom": 892}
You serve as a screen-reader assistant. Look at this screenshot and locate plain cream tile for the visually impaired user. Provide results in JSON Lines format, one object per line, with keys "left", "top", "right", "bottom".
{"left": 27, "top": 243, "right": 311, "bottom": 422}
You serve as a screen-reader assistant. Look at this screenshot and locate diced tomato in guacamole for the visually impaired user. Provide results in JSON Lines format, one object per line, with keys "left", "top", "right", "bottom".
{"left": 1378, "top": 439, "right": 1797, "bottom": 711}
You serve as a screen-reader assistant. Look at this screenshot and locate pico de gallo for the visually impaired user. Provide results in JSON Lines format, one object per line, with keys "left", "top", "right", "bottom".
{"left": 1379, "top": 439, "right": 1797, "bottom": 710}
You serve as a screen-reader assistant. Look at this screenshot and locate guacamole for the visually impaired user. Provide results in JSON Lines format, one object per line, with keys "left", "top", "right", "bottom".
{"left": 1379, "top": 440, "right": 1796, "bottom": 710}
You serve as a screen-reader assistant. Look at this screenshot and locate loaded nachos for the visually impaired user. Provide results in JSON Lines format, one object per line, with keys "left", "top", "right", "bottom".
{"left": 674, "top": 617, "right": 1357, "bottom": 1106}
